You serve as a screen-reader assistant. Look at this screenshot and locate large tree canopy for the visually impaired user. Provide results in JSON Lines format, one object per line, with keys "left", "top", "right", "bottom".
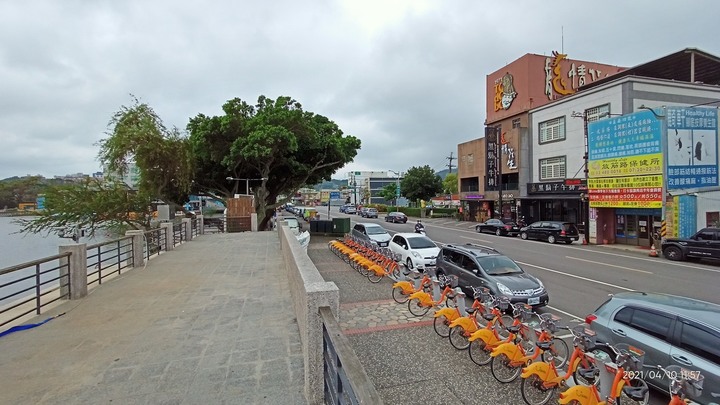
{"left": 188, "top": 95, "right": 361, "bottom": 229}
{"left": 401, "top": 165, "right": 443, "bottom": 202}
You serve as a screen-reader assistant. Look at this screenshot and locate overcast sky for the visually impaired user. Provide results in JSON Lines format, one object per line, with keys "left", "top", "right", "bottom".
{"left": 1, "top": 0, "right": 718, "bottom": 181}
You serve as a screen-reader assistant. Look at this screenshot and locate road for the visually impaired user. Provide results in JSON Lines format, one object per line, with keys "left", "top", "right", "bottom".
{"left": 303, "top": 208, "right": 720, "bottom": 404}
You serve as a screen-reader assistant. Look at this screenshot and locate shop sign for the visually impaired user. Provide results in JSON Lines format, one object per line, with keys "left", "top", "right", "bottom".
{"left": 494, "top": 72, "right": 517, "bottom": 111}
{"left": 465, "top": 195, "right": 485, "bottom": 199}
{"left": 543, "top": 51, "right": 611, "bottom": 100}
{"left": 666, "top": 107, "right": 719, "bottom": 189}
{"left": 485, "top": 127, "right": 499, "bottom": 190}
{"left": 528, "top": 179, "right": 587, "bottom": 194}
{"left": 588, "top": 153, "right": 663, "bottom": 177}
{"left": 588, "top": 175, "right": 662, "bottom": 208}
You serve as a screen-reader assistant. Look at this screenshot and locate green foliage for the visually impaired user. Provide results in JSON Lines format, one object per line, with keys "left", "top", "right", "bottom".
{"left": 401, "top": 165, "right": 443, "bottom": 202}
{"left": 15, "top": 178, "right": 154, "bottom": 238}
{"left": 0, "top": 176, "right": 47, "bottom": 209}
{"left": 380, "top": 184, "right": 398, "bottom": 203}
{"left": 443, "top": 173, "right": 458, "bottom": 195}
{"left": 97, "top": 96, "right": 194, "bottom": 206}
{"left": 188, "top": 95, "right": 361, "bottom": 229}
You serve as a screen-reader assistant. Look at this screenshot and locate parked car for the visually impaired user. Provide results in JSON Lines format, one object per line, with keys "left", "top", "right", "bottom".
{"left": 388, "top": 233, "right": 440, "bottom": 270}
{"left": 519, "top": 221, "right": 579, "bottom": 244}
{"left": 435, "top": 243, "right": 548, "bottom": 308}
{"left": 351, "top": 223, "right": 391, "bottom": 247}
{"left": 361, "top": 208, "right": 378, "bottom": 218}
{"left": 345, "top": 206, "right": 357, "bottom": 215}
{"left": 385, "top": 212, "right": 408, "bottom": 224}
{"left": 586, "top": 292, "right": 720, "bottom": 404}
{"left": 662, "top": 227, "right": 720, "bottom": 261}
{"left": 475, "top": 219, "right": 520, "bottom": 236}
{"left": 281, "top": 216, "right": 301, "bottom": 233}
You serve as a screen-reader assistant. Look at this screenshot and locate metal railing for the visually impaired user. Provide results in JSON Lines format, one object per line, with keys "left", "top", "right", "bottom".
{"left": 191, "top": 218, "right": 200, "bottom": 237}
{"left": 320, "top": 306, "right": 382, "bottom": 404}
{"left": 172, "top": 222, "right": 186, "bottom": 246}
{"left": 204, "top": 217, "right": 226, "bottom": 234}
{"left": 143, "top": 227, "right": 167, "bottom": 260}
{"left": 0, "top": 253, "right": 71, "bottom": 328}
{"left": 86, "top": 237, "right": 134, "bottom": 287}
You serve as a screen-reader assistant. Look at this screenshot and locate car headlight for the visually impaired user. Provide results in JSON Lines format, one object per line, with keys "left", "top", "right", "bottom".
{"left": 411, "top": 251, "right": 422, "bottom": 258}
{"left": 497, "top": 283, "right": 513, "bottom": 296}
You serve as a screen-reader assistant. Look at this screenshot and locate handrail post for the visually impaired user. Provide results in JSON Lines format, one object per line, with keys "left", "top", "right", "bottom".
{"left": 59, "top": 243, "right": 88, "bottom": 300}
{"left": 160, "top": 222, "right": 174, "bottom": 251}
{"left": 125, "top": 230, "right": 145, "bottom": 268}
{"left": 197, "top": 214, "right": 205, "bottom": 235}
{"left": 182, "top": 218, "right": 192, "bottom": 241}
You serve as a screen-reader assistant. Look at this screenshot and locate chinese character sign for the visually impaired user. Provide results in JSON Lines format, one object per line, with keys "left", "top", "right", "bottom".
{"left": 485, "top": 127, "right": 499, "bottom": 190}
{"left": 666, "top": 107, "right": 719, "bottom": 190}
{"left": 587, "top": 110, "right": 663, "bottom": 166}
{"left": 675, "top": 195, "right": 697, "bottom": 238}
{"left": 588, "top": 175, "right": 663, "bottom": 208}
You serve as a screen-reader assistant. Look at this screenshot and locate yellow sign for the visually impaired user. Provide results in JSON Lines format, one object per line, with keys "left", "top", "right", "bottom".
{"left": 588, "top": 175, "right": 662, "bottom": 189}
{"left": 588, "top": 153, "right": 662, "bottom": 177}
{"left": 590, "top": 200, "right": 662, "bottom": 208}
{"left": 588, "top": 175, "right": 662, "bottom": 208}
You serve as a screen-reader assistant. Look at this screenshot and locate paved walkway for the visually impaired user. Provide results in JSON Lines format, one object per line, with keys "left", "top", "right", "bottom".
{"left": 0, "top": 232, "right": 305, "bottom": 405}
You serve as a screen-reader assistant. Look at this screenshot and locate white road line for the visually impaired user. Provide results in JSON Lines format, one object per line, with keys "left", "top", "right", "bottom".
{"left": 563, "top": 245, "right": 720, "bottom": 273}
{"left": 546, "top": 305, "right": 583, "bottom": 320}
{"left": 517, "top": 261, "right": 635, "bottom": 292}
{"left": 566, "top": 256, "right": 653, "bottom": 274}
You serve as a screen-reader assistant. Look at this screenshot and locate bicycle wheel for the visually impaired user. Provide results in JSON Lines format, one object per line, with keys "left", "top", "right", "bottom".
{"left": 390, "top": 264, "right": 401, "bottom": 280}
{"left": 392, "top": 286, "right": 410, "bottom": 304}
{"left": 520, "top": 374, "right": 556, "bottom": 405}
{"left": 444, "top": 295, "right": 457, "bottom": 309}
{"left": 358, "top": 263, "right": 370, "bottom": 277}
{"left": 541, "top": 337, "right": 569, "bottom": 369}
{"left": 490, "top": 352, "right": 522, "bottom": 383}
{"left": 433, "top": 315, "right": 452, "bottom": 338}
{"left": 367, "top": 268, "right": 383, "bottom": 283}
{"left": 571, "top": 356, "right": 599, "bottom": 386}
{"left": 408, "top": 298, "right": 430, "bottom": 317}
{"left": 449, "top": 326, "right": 471, "bottom": 350}
{"left": 495, "top": 314, "right": 514, "bottom": 340}
{"left": 468, "top": 339, "right": 492, "bottom": 366}
{"left": 617, "top": 377, "right": 649, "bottom": 405}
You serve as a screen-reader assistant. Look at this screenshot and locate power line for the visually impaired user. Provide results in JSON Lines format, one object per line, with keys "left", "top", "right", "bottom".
{"left": 446, "top": 152, "right": 456, "bottom": 173}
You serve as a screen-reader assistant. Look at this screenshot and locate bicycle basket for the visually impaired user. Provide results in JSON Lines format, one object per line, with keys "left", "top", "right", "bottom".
{"left": 494, "top": 295, "right": 510, "bottom": 311}
{"left": 571, "top": 324, "right": 597, "bottom": 351}
{"left": 666, "top": 365, "right": 704, "bottom": 397}
{"left": 615, "top": 343, "right": 645, "bottom": 372}
{"left": 538, "top": 313, "right": 561, "bottom": 333}
{"left": 471, "top": 286, "right": 491, "bottom": 301}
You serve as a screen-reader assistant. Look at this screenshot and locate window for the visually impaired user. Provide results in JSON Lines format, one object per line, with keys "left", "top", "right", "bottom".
{"left": 539, "top": 117, "right": 565, "bottom": 143}
{"left": 679, "top": 321, "right": 720, "bottom": 365}
{"left": 585, "top": 104, "right": 611, "bottom": 122}
{"left": 512, "top": 118, "right": 521, "bottom": 128}
{"left": 617, "top": 307, "right": 673, "bottom": 341}
{"left": 460, "top": 254, "right": 478, "bottom": 272}
{"left": 696, "top": 231, "right": 715, "bottom": 241}
{"left": 539, "top": 156, "right": 566, "bottom": 180}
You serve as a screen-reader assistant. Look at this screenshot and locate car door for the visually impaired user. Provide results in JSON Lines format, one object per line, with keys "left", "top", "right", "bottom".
{"left": 609, "top": 306, "right": 673, "bottom": 389}
{"left": 530, "top": 222, "right": 548, "bottom": 240}
{"left": 454, "top": 253, "right": 481, "bottom": 289}
{"left": 669, "top": 319, "right": 720, "bottom": 404}
{"left": 390, "top": 235, "right": 408, "bottom": 261}
{"left": 686, "top": 229, "right": 716, "bottom": 258}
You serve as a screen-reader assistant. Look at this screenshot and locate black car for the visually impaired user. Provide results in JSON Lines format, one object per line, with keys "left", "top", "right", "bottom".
{"left": 384, "top": 212, "right": 408, "bottom": 223}
{"left": 519, "top": 221, "right": 579, "bottom": 244}
{"left": 475, "top": 219, "right": 520, "bottom": 236}
{"left": 435, "top": 243, "right": 548, "bottom": 308}
{"left": 662, "top": 227, "right": 720, "bottom": 261}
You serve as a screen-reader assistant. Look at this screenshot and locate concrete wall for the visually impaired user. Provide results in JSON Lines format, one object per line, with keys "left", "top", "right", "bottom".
{"left": 278, "top": 222, "right": 340, "bottom": 405}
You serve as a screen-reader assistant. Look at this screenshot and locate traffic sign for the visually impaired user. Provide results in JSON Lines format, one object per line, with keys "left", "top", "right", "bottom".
{"left": 330, "top": 191, "right": 341, "bottom": 199}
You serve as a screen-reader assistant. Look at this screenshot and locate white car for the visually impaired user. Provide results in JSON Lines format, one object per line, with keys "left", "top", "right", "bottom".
{"left": 388, "top": 232, "right": 440, "bottom": 270}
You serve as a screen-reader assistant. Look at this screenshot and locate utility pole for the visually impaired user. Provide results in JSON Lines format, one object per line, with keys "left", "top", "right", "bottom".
{"left": 446, "top": 152, "right": 456, "bottom": 173}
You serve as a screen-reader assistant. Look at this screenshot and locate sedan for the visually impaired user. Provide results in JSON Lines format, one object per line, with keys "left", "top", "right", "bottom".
{"left": 388, "top": 232, "right": 440, "bottom": 270}
{"left": 385, "top": 212, "right": 408, "bottom": 223}
{"left": 475, "top": 219, "right": 520, "bottom": 236}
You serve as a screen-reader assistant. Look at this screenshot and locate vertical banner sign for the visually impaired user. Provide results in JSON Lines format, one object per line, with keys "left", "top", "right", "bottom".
{"left": 677, "top": 195, "right": 698, "bottom": 238}
{"left": 587, "top": 110, "right": 663, "bottom": 208}
{"left": 485, "top": 127, "right": 498, "bottom": 190}
{"left": 666, "top": 107, "right": 719, "bottom": 189}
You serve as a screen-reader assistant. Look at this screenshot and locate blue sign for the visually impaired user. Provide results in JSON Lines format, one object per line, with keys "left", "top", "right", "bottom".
{"left": 588, "top": 110, "right": 662, "bottom": 161}
{"left": 666, "top": 107, "right": 719, "bottom": 190}
{"left": 329, "top": 191, "right": 341, "bottom": 199}
{"left": 396, "top": 184, "right": 400, "bottom": 197}
{"left": 677, "top": 195, "right": 697, "bottom": 238}
{"left": 36, "top": 195, "right": 45, "bottom": 210}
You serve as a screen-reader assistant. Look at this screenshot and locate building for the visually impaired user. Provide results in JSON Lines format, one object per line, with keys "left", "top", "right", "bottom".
{"left": 347, "top": 171, "right": 404, "bottom": 206}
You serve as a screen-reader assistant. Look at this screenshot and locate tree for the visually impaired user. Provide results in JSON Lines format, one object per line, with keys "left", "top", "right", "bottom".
{"left": 0, "top": 176, "right": 46, "bottom": 209}
{"left": 401, "top": 165, "right": 443, "bottom": 202}
{"left": 16, "top": 178, "right": 155, "bottom": 238}
{"left": 380, "top": 183, "right": 398, "bottom": 204}
{"left": 443, "top": 173, "right": 458, "bottom": 195}
{"left": 188, "top": 95, "right": 361, "bottom": 229}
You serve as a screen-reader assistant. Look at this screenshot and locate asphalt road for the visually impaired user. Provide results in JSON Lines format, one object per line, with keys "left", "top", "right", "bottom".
{"left": 305, "top": 208, "right": 720, "bottom": 405}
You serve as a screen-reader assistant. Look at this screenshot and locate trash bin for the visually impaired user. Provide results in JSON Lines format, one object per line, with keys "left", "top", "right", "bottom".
{"left": 309, "top": 221, "right": 320, "bottom": 233}
{"left": 332, "top": 217, "right": 351, "bottom": 234}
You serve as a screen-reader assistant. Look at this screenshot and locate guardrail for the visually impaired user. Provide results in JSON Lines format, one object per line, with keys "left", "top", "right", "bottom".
{"left": 173, "top": 222, "right": 186, "bottom": 246}
{"left": 143, "top": 227, "right": 167, "bottom": 260}
{"left": 86, "top": 237, "right": 134, "bottom": 287}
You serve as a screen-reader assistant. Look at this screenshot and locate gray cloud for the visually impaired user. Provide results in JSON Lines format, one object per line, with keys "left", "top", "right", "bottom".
{"left": 1, "top": 0, "right": 718, "bottom": 180}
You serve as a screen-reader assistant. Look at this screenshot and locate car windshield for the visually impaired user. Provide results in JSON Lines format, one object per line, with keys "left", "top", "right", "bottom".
{"left": 284, "top": 218, "right": 299, "bottom": 227}
{"left": 365, "top": 226, "right": 387, "bottom": 235}
{"left": 477, "top": 256, "right": 523, "bottom": 275}
{"left": 407, "top": 236, "right": 437, "bottom": 249}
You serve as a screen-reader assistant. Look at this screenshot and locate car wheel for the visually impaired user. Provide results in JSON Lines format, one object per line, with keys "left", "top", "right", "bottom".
{"left": 520, "top": 232, "right": 528, "bottom": 240}
{"left": 663, "top": 245, "right": 684, "bottom": 261}
{"left": 565, "top": 240, "right": 573, "bottom": 244}
{"left": 548, "top": 235, "right": 556, "bottom": 244}
{"left": 406, "top": 258, "right": 414, "bottom": 270}
{"left": 476, "top": 226, "right": 482, "bottom": 233}
{"left": 495, "top": 229, "right": 502, "bottom": 236}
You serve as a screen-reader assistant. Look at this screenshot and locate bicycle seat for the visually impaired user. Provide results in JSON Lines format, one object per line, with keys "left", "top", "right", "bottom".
{"left": 536, "top": 340, "right": 553, "bottom": 351}
{"left": 506, "top": 325, "right": 521, "bottom": 334}
{"left": 466, "top": 308, "right": 477, "bottom": 314}
{"left": 577, "top": 366, "right": 597, "bottom": 382}
{"left": 483, "top": 313, "right": 497, "bottom": 321}
{"left": 622, "top": 385, "right": 649, "bottom": 401}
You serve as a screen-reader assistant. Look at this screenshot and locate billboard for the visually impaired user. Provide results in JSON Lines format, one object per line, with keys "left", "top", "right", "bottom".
{"left": 666, "top": 107, "right": 719, "bottom": 189}
{"left": 587, "top": 110, "right": 663, "bottom": 208}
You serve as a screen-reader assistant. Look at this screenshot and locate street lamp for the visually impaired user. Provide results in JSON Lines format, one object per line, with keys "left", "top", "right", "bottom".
{"left": 388, "top": 170, "right": 402, "bottom": 212}
{"left": 225, "top": 176, "right": 268, "bottom": 195}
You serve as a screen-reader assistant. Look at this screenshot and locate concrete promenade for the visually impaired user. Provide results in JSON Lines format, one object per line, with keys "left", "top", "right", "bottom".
{"left": 0, "top": 232, "right": 306, "bottom": 405}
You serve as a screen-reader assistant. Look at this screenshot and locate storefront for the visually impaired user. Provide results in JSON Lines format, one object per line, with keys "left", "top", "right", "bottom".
{"left": 523, "top": 179, "right": 586, "bottom": 226}
{"left": 613, "top": 208, "right": 662, "bottom": 246}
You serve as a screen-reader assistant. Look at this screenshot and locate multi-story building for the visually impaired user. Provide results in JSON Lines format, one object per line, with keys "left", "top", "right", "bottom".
{"left": 347, "top": 171, "right": 404, "bottom": 206}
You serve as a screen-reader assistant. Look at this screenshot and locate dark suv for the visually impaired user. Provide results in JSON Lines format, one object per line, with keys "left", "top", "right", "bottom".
{"left": 435, "top": 243, "right": 548, "bottom": 308}
{"left": 519, "top": 221, "right": 579, "bottom": 244}
{"left": 662, "top": 227, "right": 720, "bottom": 261}
{"left": 586, "top": 292, "right": 720, "bottom": 404}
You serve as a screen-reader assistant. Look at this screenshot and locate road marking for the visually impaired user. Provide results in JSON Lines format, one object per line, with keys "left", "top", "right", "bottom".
{"left": 563, "top": 246, "right": 720, "bottom": 273}
{"left": 517, "top": 261, "right": 635, "bottom": 292}
{"left": 565, "top": 256, "right": 653, "bottom": 274}
{"left": 546, "top": 305, "right": 583, "bottom": 320}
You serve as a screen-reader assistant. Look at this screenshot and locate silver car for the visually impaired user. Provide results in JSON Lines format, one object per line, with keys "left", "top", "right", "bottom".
{"left": 585, "top": 292, "right": 720, "bottom": 404}
{"left": 351, "top": 223, "right": 391, "bottom": 247}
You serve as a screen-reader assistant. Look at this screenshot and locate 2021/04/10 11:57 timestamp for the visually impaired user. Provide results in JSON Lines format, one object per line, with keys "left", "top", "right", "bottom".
{"left": 624, "top": 369, "right": 701, "bottom": 380}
